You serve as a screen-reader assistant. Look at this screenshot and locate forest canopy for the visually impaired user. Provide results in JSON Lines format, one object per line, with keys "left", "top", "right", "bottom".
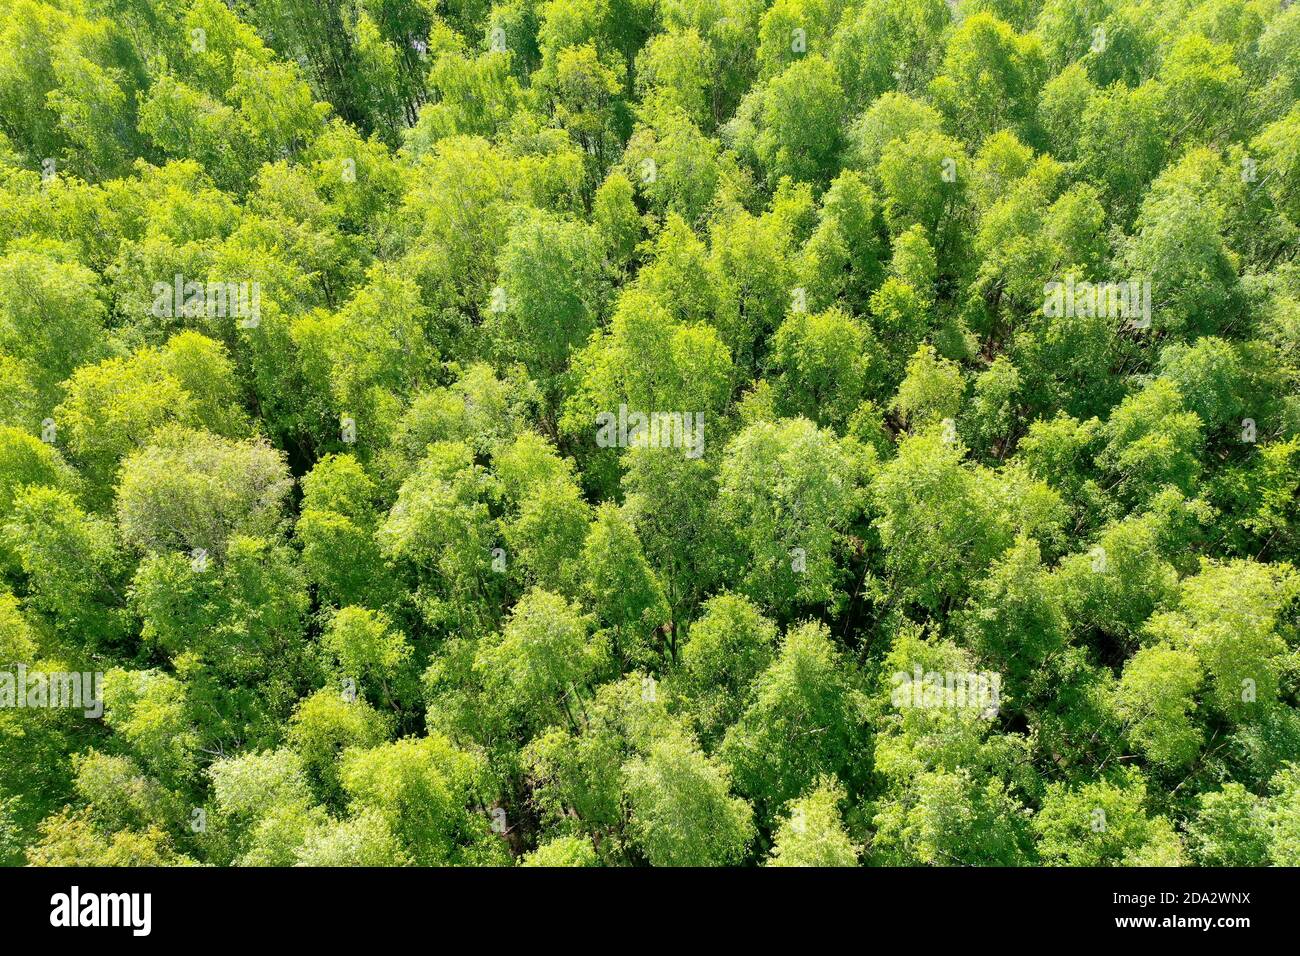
{"left": 1, "top": 0, "right": 1299, "bottom": 868}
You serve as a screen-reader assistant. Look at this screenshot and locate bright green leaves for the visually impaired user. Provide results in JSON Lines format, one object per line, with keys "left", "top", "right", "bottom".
{"left": 1034, "top": 768, "right": 1187, "bottom": 866}
{"left": 1145, "top": 559, "right": 1300, "bottom": 719}
{"left": 339, "top": 735, "right": 500, "bottom": 865}
{"left": 928, "top": 12, "right": 1045, "bottom": 146}
{"left": 718, "top": 418, "right": 857, "bottom": 614}
{"left": 1098, "top": 378, "right": 1205, "bottom": 503}
{"left": 323, "top": 607, "right": 415, "bottom": 712}
{"left": 770, "top": 307, "right": 873, "bottom": 426}
{"left": 623, "top": 730, "right": 755, "bottom": 865}
{"left": 491, "top": 209, "right": 608, "bottom": 409}
{"left": 766, "top": 776, "right": 860, "bottom": 866}
{"left": 720, "top": 620, "right": 867, "bottom": 824}
{"left": 1113, "top": 644, "right": 1204, "bottom": 769}
{"left": 116, "top": 425, "right": 293, "bottom": 559}
{"left": 872, "top": 427, "right": 1036, "bottom": 613}
{"left": 473, "top": 588, "right": 599, "bottom": 736}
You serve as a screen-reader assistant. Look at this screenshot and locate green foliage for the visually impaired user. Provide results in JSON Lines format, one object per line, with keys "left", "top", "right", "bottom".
{"left": 116, "top": 425, "right": 293, "bottom": 559}
{"left": 767, "top": 776, "right": 861, "bottom": 866}
{"left": 720, "top": 620, "right": 867, "bottom": 823}
{"left": 2, "top": 0, "right": 1298, "bottom": 871}
{"left": 718, "top": 418, "right": 857, "bottom": 614}
{"left": 340, "top": 735, "right": 502, "bottom": 865}
{"left": 623, "top": 730, "right": 755, "bottom": 865}
{"left": 522, "top": 834, "right": 598, "bottom": 866}
{"left": 1034, "top": 769, "right": 1187, "bottom": 866}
